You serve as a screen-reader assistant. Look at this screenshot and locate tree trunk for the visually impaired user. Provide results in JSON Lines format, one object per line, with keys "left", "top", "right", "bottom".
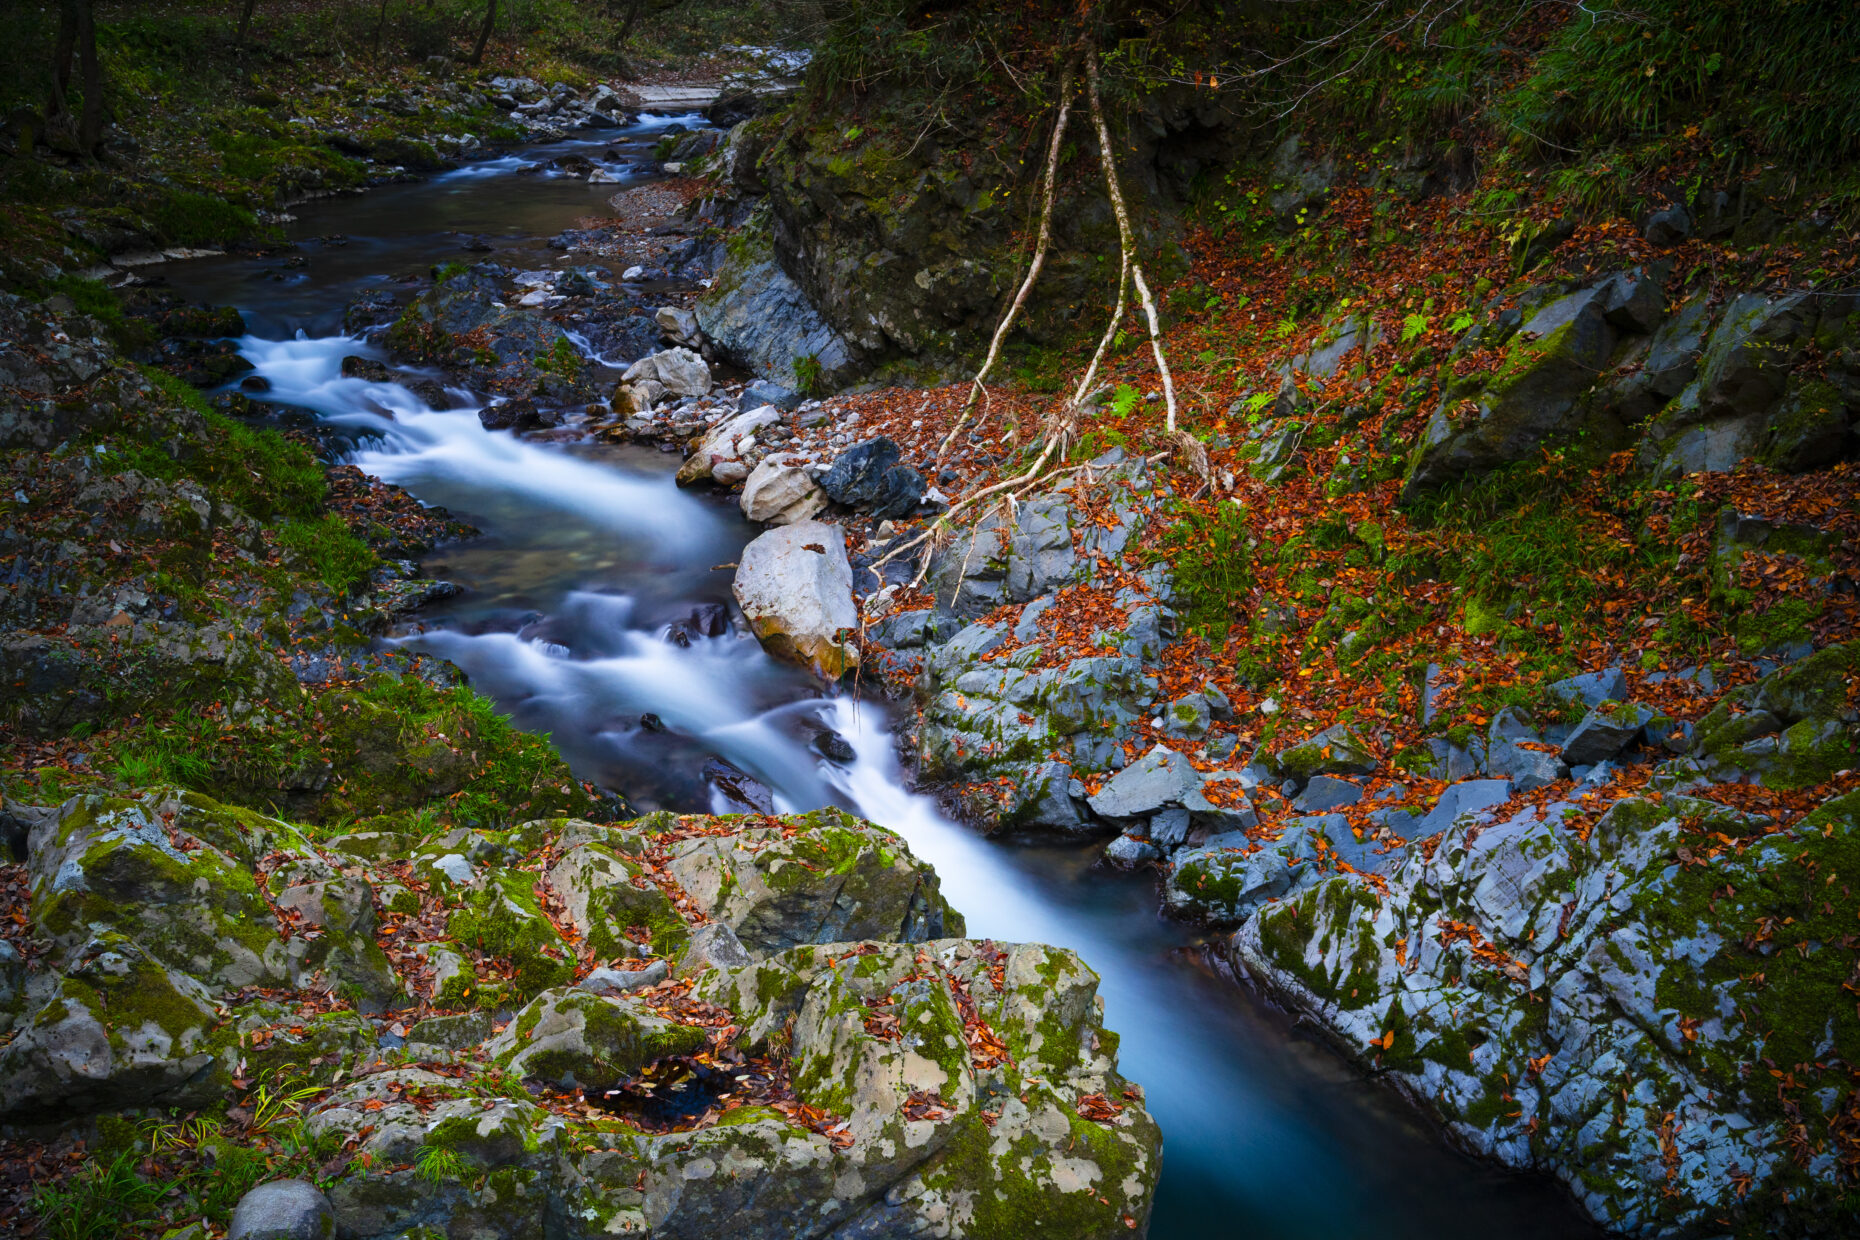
{"left": 236, "top": 0, "right": 259, "bottom": 46}
{"left": 374, "top": 0, "right": 391, "bottom": 60}
{"left": 75, "top": 0, "right": 102, "bottom": 155}
{"left": 1084, "top": 52, "right": 1178, "bottom": 433}
{"left": 470, "top": 0, "right": 497, "bottom": 64}
{"left": 46, "top": 0, "right": 78, "bottom": 123}
{"left": 45, "top": 0, "right": 102, "bottom": 157}
{"left": 613, "top": 0, "right": 647, "bottom": 51}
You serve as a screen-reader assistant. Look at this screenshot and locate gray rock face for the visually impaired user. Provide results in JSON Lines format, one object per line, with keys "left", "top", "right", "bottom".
{"left": 1292, "top": 775, "right": 1363, "bottom": 812}
{"left": 1485, "top": 740, "right": 1566, "bottom": 792}
{"left": 819, "top": 436, "right": 925, "bottom": 519}
{"left": 695, "top": 234, "right": 859, "bottom": 390}
{"left": 1087, "top": 744, "right": 1200, "bottom": 820}
{"left": 1231, "top": 786, "right": 1860, "bottom": 1236}
{"left": 731, "top": 520, "right": 860, "bottom": 678}
{"left": 228, "top": 1179, "right": 335, "bottom": 1240}
{"left": 1412, "top": 778, "right": 1513, "bottom": 836}
{"left": 1402, "top": 287, "right": 1617, "bottom": 496}
{"left": 1005, "top": 495, "right": 1077, "bottom": 601}
{"left": 1561, "top": 700, "right": 1658, "bottom": 766}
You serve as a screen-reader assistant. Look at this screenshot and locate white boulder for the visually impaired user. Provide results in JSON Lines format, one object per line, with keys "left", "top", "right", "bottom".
{"left": 622, "top": 346, "right": 710, "bottom": 397}
{"left": 740, "top": 456, "right": 827, "bottom": 525}
{"left": 732, "top": 520, "right": 860, "bottom": 678}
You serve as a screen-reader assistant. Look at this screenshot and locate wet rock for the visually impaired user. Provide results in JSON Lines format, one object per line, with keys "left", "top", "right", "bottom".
{"left": 740, "top": 456, "right": 827, "bottom": 525}
{"left": 227, "top": 1179, "right": 334, "bottom": 1240}
{"left": 1087, "top": 744, "right": 1199, "bottom": 821}
{"left": 340, "top": 355, "right": 391, "bottom": 383}
{"left": 731, "top": 519, "right": 860, "bottom": 678}
{"left": 1103, "top": 833, "right": 1163, "bottom": 868}
{"left": 477, "top": 396, "right": 553, "bottom": 431}
{"left": 819, "top": 436, "right": 926, "bottom": 519}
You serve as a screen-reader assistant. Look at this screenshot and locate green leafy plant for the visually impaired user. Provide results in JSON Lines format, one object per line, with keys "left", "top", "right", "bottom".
{"left": 1110, "top": 383, "right": 1141, "bottom": 417}
{"left": 792, "top": 353, "right": 825, "bottom": 397}
{"left": 1147, "top": 499, "right": 1254, "bottom": 644}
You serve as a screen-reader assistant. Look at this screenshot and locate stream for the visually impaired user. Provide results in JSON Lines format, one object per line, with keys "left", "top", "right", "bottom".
{"left": 161, "top": 114, "right": 1598, "bottom": 1238}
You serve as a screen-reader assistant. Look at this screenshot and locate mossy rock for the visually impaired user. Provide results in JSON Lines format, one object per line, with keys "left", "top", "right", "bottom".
{"left": 485, "top": 988, "right": 707, "bottom": 1089}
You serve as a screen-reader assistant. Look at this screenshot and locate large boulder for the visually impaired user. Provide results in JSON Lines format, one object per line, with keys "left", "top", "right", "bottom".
{"left": 0, "top": 783, "right": 1165, "bottom": 1238}
{"left": 227, "top": 1180, "right": 336, "bottom": 1240}
{"left": 1230, "top": 786, "right": 1860, "bottom": 1234}
{"left": 819, "top": 436, "right": 926, "bottom": 519}
{"left": 1402, "top": 288, "right": 1617, "bottom": 497}
{"left": 731, "top": 520, "right": 861, "bottom": 677}
{"left": 661, "top": 806, "right": 963, "bottom": 952}
{"left": 622, "top": 346, "right": 712, "bottom": 398}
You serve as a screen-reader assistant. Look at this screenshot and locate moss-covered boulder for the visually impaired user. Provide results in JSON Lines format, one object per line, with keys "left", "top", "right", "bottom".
{"left": 29, "top": 791, "right": 297, "bottom": 990}
{"left": 662, "top": 807, "right": 964, "bottom": 953}
{"left": 1401, "top": 289, "right": 1618, "bottom": 498}
{"left": 1230, "top": 784, "right": 1860, "bottom": 1235}
{"left": 485, "top": 988, "right": 708, "bottom": 1089}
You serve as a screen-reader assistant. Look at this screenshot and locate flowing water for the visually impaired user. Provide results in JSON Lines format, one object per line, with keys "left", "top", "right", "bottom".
{"left": 162, "top": 116, "right": 1599, "bottom": 1238}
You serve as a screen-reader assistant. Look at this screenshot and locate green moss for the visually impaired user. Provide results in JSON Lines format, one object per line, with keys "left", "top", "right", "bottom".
{"left": 448, "top": 877, "right": 576, "bottom": 1000}
{"left": 277, "top": 514, "right": 379, "bottom": 595}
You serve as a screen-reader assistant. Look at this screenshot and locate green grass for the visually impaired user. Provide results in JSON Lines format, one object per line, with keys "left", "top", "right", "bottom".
{"left": 137, "top": 367, "right": 329, "bottom": 522}
{"left": 30, "top": 1150, "right": 169, "bottom": 1240}
{"left": 1148, "top": 498, "right": 1253, "bottom": 645}
{"left": 146, "top": 189, "right": 258, "bottom": 248}
{"left": 278, "top": 514, "right": 379, "bottom": 594}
